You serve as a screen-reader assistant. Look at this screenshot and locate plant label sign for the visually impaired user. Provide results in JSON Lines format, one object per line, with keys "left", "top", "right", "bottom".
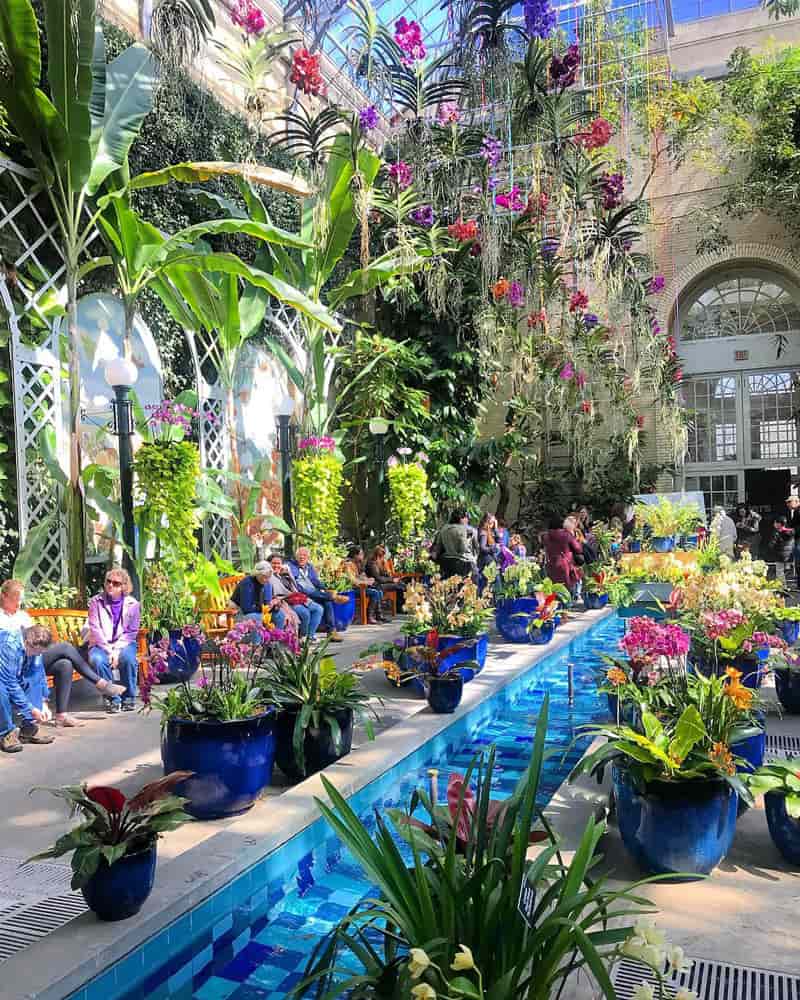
{"left": 518, "top": 877, "right": 536, "bottom": 927}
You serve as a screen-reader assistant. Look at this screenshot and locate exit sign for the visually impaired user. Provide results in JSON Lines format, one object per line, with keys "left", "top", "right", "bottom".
{"left": 735, "top": 350, "right": 749, "bottom": 361}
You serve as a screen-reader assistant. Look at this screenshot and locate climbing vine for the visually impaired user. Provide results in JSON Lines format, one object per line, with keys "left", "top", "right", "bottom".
{"left": 293, "top": 438, "right": 344, "bottom": 551}
{"left": 133, "top": 440, "right": 200, "bottom": 569}
{"left": 387, "top": 453, "right": 431, "bottom": 543}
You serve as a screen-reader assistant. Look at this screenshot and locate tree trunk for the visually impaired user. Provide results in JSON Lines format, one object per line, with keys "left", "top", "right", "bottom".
{"left": 226, "top": 384, "right": 244, "bottom": 523}
{"left": 65, "top": 268, "right": 87, "bottom": 599}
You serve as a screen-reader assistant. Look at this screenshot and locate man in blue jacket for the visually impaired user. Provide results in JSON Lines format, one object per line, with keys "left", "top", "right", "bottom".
{"left": 229, "top": 562, "right": 287, "bottom": 629}
{"left": 288, "top": 547, "right": 346, "bottom": 642}
{"left": 0, "top": 624, "right": 56, "bottom": 753}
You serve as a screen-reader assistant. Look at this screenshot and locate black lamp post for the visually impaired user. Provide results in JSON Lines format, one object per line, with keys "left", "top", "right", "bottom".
{"left": 276, "top": 393, "right": 296, "bottom": 558}
{"left": 369, "top": 417, "right": 390, "bottom": 535}
{"left": 104, "top": 357, "right": 139, "bottom": 598}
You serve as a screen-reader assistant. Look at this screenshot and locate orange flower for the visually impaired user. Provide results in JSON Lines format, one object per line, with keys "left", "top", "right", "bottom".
{"left": 725, "top": 667, "right": 743, "bottom": 683}
{"left": 710, "top": 741, "right": 735, "bottom": 775}
{"left": 491, "top": 277, "right": 510, "bottom": 301}
{"left": 606, "top": 666, "right": 627, "bottom": 687}
{"left": 725, "top": 683, "right": 753, "bottom": 711}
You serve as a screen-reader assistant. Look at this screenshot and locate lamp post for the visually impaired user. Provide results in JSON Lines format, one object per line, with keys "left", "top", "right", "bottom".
{"left": 276, "top": 393, "right": 296, "bottom": 558}
{"left": 104, "top": 357, "right": 139, "bottom": 598}
{"left": 369, "top": 417, "right": 390, "bottom": 535}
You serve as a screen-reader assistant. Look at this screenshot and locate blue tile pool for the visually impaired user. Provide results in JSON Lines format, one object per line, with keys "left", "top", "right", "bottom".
{"left": 74, "top": 615, "right": 622, "bottom": 1000}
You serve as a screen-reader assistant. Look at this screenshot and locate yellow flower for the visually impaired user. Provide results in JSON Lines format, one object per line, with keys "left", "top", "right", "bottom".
{"left": 411, "top": 986, "right": 436, "bottom": 1000}
{"left": 408, "top": 948, "right": 432, "bottom": 979}
{"left": 606, "top": 667, "right": 628, "bottom": 687}
{"left": 710, "top": 741, "right": 735, "bottom": 775}
{"left": 450, "top": 945, "right": 475, "bottom": 971}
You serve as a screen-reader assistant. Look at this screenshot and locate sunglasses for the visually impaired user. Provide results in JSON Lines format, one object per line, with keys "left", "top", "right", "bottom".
{"left": 105, "top": 579, "right": 124, "bottom": 587}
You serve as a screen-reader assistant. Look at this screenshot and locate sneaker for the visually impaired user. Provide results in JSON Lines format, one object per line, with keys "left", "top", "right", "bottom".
{"left": 19, "top": 726, "right": 55, "bottom": 745}
{"left": 328, "top": 631, "right": 345, "bottom": 643}
{"left": 1, "top": 729, "right": 22, "bottom": 753}
{"left": 105, "top": 699, "right": 121, "bottom": 714}
{"left": 122, "top": 700, "right": 136, "bottom": 712}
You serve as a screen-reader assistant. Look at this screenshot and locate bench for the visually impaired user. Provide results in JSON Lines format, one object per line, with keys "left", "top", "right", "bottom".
{"left": 355, "top": 560, "right": 410, "bottom": 625}
{"left": 197, "top": 574, "right": 242, "bottom": 639}
{"left": 28, "top": 609, "right": 150, "bottom": 687}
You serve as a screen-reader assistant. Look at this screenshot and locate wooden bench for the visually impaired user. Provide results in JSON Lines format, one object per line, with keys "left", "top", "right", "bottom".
{"left": 355, "top": 560, "right": 412, "bottom": 624}
{"left": 197, "top": 574, "right": 242, "bottom": 639}
{"left": 28, "top": 609, "right": 149, "bottom": 687}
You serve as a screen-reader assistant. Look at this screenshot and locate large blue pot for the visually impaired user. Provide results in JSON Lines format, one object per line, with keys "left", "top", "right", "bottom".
{"left": 437, "top": 634, "right": 488, "bottom": 682}
{"left": 606, "top": 693, "right": 636, "bottom": 726}
{"left": 775, "top": 669, "right": 800, "bottom": 714}
{"left": 682, "top": 535, "right": 699, "bottom": 549}
{"left": 733, "top": 654, "right": 765, "bottom": 689}
{"left": 384, "top": 636, "right": 426, "bottom": 695}
{"left": 332, "top": 590, "right": 357, "bottom": 632}
{"left": 530, "top": 621, "right": 555, "bottom": 645}
{"left": 732, "top": 723, "right": 766, "bottom": 816}
{"left": 81, "top": 844, "right": 157, "bottom": 922}
{"left": 781, "top": 620, "right": 800, "bottom": 645}
{"left": 162, "top": 713, "right": 276, "bottom": 819}
{"left": 275, "top": 707, "right": 353, "bottom": 782}
{"left": 628, "top": 541, "right": 642, "bottom": 553}
{"left": 495, "top": 597, "right": 538, "bottom": 643}
{"left": 584, "top": 593, "right": 609, "bottom": 611}
{"left": 159, "top": 629, "right": 202, "bottom": 683}
{"left": 612, "top": 765, "right": 738, "bottom": 877}
{"left": 650, "top": 536, "right": 675, "bottom": 553}
{"left": 765, "top": 791, "right": 800, "bottom": 865}
{"left": 427, "top": 675, "right": 463, "bottom": 714}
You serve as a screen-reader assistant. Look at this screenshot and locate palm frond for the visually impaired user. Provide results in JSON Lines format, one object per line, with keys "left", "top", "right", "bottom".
{"left": 269, "top": 105, "right": 347, "bottom": 171}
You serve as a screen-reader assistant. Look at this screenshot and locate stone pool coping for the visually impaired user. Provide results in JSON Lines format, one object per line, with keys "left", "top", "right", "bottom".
{"left": 7, "top": 608, "right": 613, "bottom": 1000}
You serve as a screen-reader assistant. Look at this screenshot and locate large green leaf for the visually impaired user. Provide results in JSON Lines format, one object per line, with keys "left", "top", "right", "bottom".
{"left": 0, "top": 0, "right": 50, "bottom": 171}
{"left": 129, "top": 161, "right": 311, "bottom": 198}
{"left": 89, "top": 26, "right": 106, "bottom": 153}
{"left": 45, "top": 0, "right": 96, "bottom": 191}
{"left": 13, "top": 516, "right": 58, "bottom": 585}
{"left": 87, "top": 44, "right": 157, "bottom": 194}
{"left": 265, "top": 336, "right": 304, "bottom": 392}
{"left": 158, "top": 218, "right": 313, "bottom": 257}
{"left": 328, "top": 252, "right": 426, "bottom": 309}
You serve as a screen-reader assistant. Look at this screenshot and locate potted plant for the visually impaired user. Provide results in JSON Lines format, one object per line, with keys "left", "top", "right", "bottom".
{"left": 142, "top": 566, "right": 204, "bottom": 682}
{"left": 492, "top": 560, "right": 542, "bottom": 642}
{"left": 148, "top": 619, "right": 292, "bottom": 819}
{"left": 402, "top": 576, "right": 493, "bottom": 681}
{"left": 772, "top": 605, "right": 800, "bottom": 646}
{"left": 262, "top": 635, "right": 378, "bottom": 781}
{"left": 675, "top": 502, "right": 704, "bottom": 548}
{"left": 28, "top": 774, "right": 192, "bottom": 921}
{"left": 317, "top": 552, "right": 358, "bottom": 632}
{"left": 583, "top": 568, "right": 610, "bottom": 610}
{"left": 635, "top": 497, "right": 681, "bottom": 552}
{"left": 747, "top": 761, "right": 800, "bottom": 864}
{"left": 370, "top": 631, "right": 478, "bottom": 713}
{"left": 768, "top": 648, "right": 800, "bottom": 714}
{"left": 525, "top": 593, "right": 561, "bottom": 644}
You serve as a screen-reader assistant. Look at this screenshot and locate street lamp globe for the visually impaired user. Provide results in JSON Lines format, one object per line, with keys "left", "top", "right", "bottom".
{"left": 276, "top": 392, "right": 295, "bottom": 418}
{"left": 104, "top": 356, "right": 138, "bottom": 389}
{"left": 369, "top": 417, "right": 390, "bottom": 436}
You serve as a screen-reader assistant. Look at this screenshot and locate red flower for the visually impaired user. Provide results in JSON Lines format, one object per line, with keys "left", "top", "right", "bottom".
{"left": 290, "top": 48, "right": 325, "bottom": 96}
{"left": 447, "top": 218, "right": 479, "bottom": 242}
{"left": 527, "top": 309, "right": 546, "bottom": 328}
{"left": 575, "top": 117, "right": 613, "bottom": 150}
{"left": 569, "top": 290, "right": 589, "bottom": 313}
{"left": 426, "top": 629, "right": 439, "bottom": 648}
{"left": 636, "top": 415, "right": 645, "bottom": 428}
{"left": 87, "top": 786, "right": 127, "bottom": 814}
{"left": 581, "top": 400, "right": 592, "bottom": 414}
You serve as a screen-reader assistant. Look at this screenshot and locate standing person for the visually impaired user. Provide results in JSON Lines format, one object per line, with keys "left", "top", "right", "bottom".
{"left": 542, "top": 514, "right": 584, "bottom": 599}
{"left": 765, "top": 515, "right": 795, "bottom": 578}
{"left": 87, "top": 568, "right": 141, "bottom": 713}
{"left": 365, "top": 546, "right": 406, "bottom": 618}
{"left": 476, "top": 513, "right": 500, "bottom": 593}
{"left": 288, "top": 548, "right": 346, "bottom": 642}
{"left": 0, "top": 625, "right": 56, "bottom": 752}
{"left": 711, "top": 506, "right": 737, "bottom": 559}
{"left": 344, "top": 546, "right": 385, "bottom": 624}
{"left": 496, "top": 517, "right": 511, "bottom": 548}
{"left": 787, "top": 495, "right": 800, "bottom": 583}
{"left": 269, "top": 554, "right": 324, "bottom": 638}
{"left": 733, "top": 503, "right": 761, "bottom": 559}
{"left": 431, "top": 510, "right": 478, "bottom": 580}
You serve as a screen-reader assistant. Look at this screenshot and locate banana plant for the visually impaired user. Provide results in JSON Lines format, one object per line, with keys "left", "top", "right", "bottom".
{"left": 0, "top": 0, "right": 158, "bottom": 594}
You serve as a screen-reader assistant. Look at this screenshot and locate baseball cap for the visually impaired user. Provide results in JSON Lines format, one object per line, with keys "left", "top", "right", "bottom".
{"left": 254, "top": 561, "right": 272, "bottom": 574}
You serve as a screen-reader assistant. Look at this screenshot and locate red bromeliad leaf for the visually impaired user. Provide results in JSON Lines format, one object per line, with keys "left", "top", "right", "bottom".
{"left": 447, "top": 774, "right": 476, "bottom": 841}
{"left": 86, "top": 786, "right": 127, "bottom": 814}
{"left": 127, "top": 772, "right": 194, "bottom": 811}
{"left": 426, "top": 629, "right": 439, "bottom": 648}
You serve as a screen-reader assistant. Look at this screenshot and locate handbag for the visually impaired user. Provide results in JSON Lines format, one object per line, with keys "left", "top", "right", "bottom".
{"left": 286, "top": 592, "right": 308, "bottom": 606}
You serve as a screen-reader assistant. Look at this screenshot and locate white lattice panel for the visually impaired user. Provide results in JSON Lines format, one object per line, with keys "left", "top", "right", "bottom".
{"left": 200, "top": 393, "right": 231, "bottom": 560}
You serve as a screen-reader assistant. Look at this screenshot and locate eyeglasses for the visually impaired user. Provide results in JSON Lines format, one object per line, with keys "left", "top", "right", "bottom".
{"left": 105, "top": 579, "right": 124, "bottom": 587}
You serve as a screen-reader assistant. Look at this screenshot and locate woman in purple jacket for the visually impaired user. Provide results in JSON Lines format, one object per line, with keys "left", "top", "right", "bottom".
{"left": 87, "top": 568, "right": 141, "bottom": 713}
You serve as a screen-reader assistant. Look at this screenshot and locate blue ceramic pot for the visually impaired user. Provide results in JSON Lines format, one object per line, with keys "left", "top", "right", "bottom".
{"left": 427, "top": 675, "right": 463, "bottom": 714}
{"left": 275, "top": 707, "right": 353, "bottom": 782}
{"left": 775, "top": 669, "right": 800, "bottom": 714}
{"left": 81, "top": 844, "right": 157, "bottom": 921}
{"left": 530, "top": 621, "right": 555, "bottom": 645}
{"left": 650, "top": 536, "right": 675, "bottom": 553}
{"left": 682, "top": 535, "right": 699, "bottom": 549}
{"left": 162, "top": 713, "right": 276, "bottom": 819}
{"left": 159, "top": 629, "right": 202, "bottom": 683}
{"left": 612, "top": 765, "right": 738, "bottom": 877}
{"left": 437, "top": 634, "right": 488, "bottom": 682}
{"left": 495, "top": 597, "right": 538, "bottom": 643}
{"left": 732, "top": 722, "right": 766, "bottom": 816}
{"left": 606, "top": 693, "right": 635, "bottom": 726}
{"left": 628, "top": 541, "right": 642, "bottom": 553}
{"left": 765, "top": 791, "right": 800, "bottom": 865}
{"left": 733, "top": 654, "right": 764, "bottom": 689}
{"left": 781, "top": 620, "right": 800, "bottom": 645}
{"left": 332, "top": 590, "right": 357, "bottom": 631}
{"left": 384, "top": 637, "right": 426, "bottom": 695}
{"left": 584, "top": 593, "right": 609, "bottom": 611}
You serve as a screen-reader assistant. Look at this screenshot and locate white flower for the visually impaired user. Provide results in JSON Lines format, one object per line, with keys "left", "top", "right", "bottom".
{"left": 411, "top": 986, "right": 436, "bottom": 1000}
{"left": 621, "top": 935, "right": 648, "bottom": 961}
{"left": 451, "top": 945, "right": 475, "bottom": 971}
{"left": 408, "top": 948, "right": 431, "bottom": 979}
{"left": 667, "top": 946, "right": 692, "bottom": 975}
{"left": 641, "top": 944, "right": 666, "bottom": 969}
{"left": 398, "top": 447, "right": 413, "bottom": 456}
{"left": 634, "top": 919, "right": 666, "bottom": 947}
{"left": 632, "top": 984, "right": 655, "bottom": 1000}
{"left": 675, "top": 990, "right": 698, "bottom": 1000}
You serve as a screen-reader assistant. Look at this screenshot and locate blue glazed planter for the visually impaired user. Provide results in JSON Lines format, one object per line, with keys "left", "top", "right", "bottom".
{"left": 682, "top": 535, "right": 699, "bottom": 549}
{"left": 437, "top": 634, "right": 488, "bottom": 682}
{"left": 427, "top": 675, "right": 463, "bottom": 714}
{"left": 650, "top": 536, "right": 675, "bottom": 553}
{"left": 775, "top": 669, "right": 800, "bottom": 714}
{"left": 332, "top": 590, "right": 357, "bottom": 632}
{"left": 495, "top": 597, "right": 538, "bottom": 643}
{"left": 159, "top": 629, "right": 201, "bottom": 683}
{"left": 584, "top": 593, "right": 609, "bottom": 611}
{"left": 765, "top": 791, "right": 800, "bottom": 865}
{"left": 162, "top": 713, "right": 276, "bottom": 819}
{"left": 781, "top": 620, "right": 800, "bottom": 645}
{"left": 606, "top": 693, "right": 635, "bottom": 726}
{"left": 628, "top": 541, "right": 642, "bottom": 553}
{"left": 732, "top": 723, "right": 766, "bottom": 815}
{"left": 612, "top": 765, "right": 738, "bottom": 877}
{"left": 81, "top": 844, "right": 157, "bottom": 921}
{"left": 733, "top": 654, "right": 765, "bottom": 689}
{"left": 384, "top": 637, "right": 426, "bottom": 695}
{"left": 530, "top": 621, "right": 555, "bottom": 645}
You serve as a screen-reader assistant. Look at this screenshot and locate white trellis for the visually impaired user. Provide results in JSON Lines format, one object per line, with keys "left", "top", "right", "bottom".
{"left": 199, "top": 391, "right": 232, "bottom": 561}
{"left": 0, "top": 156, "right": 68, "bottom": 587}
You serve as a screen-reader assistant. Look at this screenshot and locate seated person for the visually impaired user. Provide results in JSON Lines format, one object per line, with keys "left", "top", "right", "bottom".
{"left": 230, "top": 562, "right": 287, "bottom": 629}
{"left": 344, "top": 546, "right": 384, "bottom": 624}
{"left": 288, "top": 547, "right": 346, "bottom": 642}
{"left": 269, "top": 554, "right": 323, "bottom": 638}
{"left": 0, "top": 579, "right": 124, "bottom": 716}
{"left": 509, "top": 534, "right": 527, "bottom": 558}
{"left": 87, "top": 568, "right": 141, "bottom": 713}
{"left": 366, "top": 546, "right": 406, "bottom": 617}
{"left": 0, "top": 624, "right": 57, "bottom": 752}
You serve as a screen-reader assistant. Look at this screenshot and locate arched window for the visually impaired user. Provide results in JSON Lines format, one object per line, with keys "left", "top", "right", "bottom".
{"left": 678, "top": 268, "right": 800, "bottom": 342}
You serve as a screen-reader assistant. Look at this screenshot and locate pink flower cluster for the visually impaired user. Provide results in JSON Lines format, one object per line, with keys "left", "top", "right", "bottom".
{"left": 495, "top": 186, "right": 525, "bottom": 212}
{"left": 575, "top": 117, "right": 612, "bottom": 150}
{"left": 388, "top": 161, "right": 413, "bottom": 191}
{"left": 146, "top": 400, "right": 200, "bottom": 439}
{"left": 219, "top": 619, "right": 300, "bottom": 664}
{"left": 437, "top": 102, "right": 461, "bottom": 125}
{"left": 230, "top": 0, "right": 265, "bottom": 35}
{"left": 394, "top": 17, "right": 426, "bottom": 63}
{"left": 701, "top": 609, "right": 745, "bottom": 641}
{"left": 619, "top": 616, "right": 690, "bottom": 662}
{"left": 298, "top": 435, "right": 335, "bottom": 452}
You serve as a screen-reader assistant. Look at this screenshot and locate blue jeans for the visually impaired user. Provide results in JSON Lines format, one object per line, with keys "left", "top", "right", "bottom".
{"left": 301, "top": 588, "right": 336, "bottom": 630}
{"left": 89, "top": 643, "right": 138, "bottom": 705}
{"left": 294, "top": 601, "right": 323, "bottom": 636}
{"left": 0, "top": 683, "right": 14, "bottom": 738}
